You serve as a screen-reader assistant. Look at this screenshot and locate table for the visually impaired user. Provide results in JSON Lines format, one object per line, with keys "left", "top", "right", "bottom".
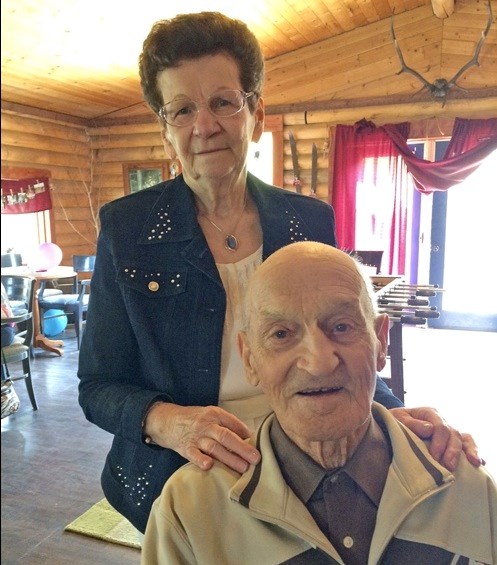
{"left": 1, "top": 265, "right": 77, "bottom": 356}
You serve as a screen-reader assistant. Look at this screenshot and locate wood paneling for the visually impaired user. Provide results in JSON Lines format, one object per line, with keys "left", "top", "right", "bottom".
{"left": 2, "top": 0, "right": 496, "bottom": 262}
{"left": 2, "top": 0, "right": 496, "bottom": 120}
{"left": 264, "top": 2, "right": 497, "bottom": 107}
{"left": 1, "top": 114, "right": 95, "bottom": 258}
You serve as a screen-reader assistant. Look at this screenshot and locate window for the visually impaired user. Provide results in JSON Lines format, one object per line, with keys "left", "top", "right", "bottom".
{"left": 1, "top": 210, "right": 52, "bottom": 261}
{"left": 430, "top": 148, "right": 497, "bottom": 330}
{"left": 248, "top": 131, "right": 273, "bottom": 184}
{"left": 123, "top": 162, "right": 171, "bottom": 194}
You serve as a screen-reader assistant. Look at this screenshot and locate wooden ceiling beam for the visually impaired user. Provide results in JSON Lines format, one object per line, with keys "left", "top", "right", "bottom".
{"left": 5, "top": 89, "right": 497, "bottom": 128}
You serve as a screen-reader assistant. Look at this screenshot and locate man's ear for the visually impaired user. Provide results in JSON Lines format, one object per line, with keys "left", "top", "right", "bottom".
{"left": 160, "top": 127, "right": 177, "bottom": 160}
{"left": 375, "top": 313, "right": 390, "bottom": 372}
{"left": 251, "top": 97, "right": 265, "bottom": 143}
{"left": 237, "top": 331, "right": 260, "bottom": 387}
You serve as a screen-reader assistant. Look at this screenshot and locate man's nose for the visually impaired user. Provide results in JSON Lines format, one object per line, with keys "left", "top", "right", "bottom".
{"left": 296, "top": 329, "right": 340, "bottom": 376}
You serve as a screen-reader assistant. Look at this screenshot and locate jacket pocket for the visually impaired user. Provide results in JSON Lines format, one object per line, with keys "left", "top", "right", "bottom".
{"left": 117, "top": 266, "right": 187, "bottom": 298}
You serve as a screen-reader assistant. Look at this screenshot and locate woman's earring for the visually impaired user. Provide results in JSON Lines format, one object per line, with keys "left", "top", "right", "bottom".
{"left": 169, "top": 159, "right": 181, "bottom": 178}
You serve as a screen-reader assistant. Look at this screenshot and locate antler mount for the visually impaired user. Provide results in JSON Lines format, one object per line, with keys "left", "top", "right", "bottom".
{"left": 391, "top": 1, "right": 493, "bottom": 106}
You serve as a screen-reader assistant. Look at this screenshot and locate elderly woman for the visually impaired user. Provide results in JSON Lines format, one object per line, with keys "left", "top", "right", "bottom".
{"left": 77, "top": 11, "right": 480, "bottom": 534}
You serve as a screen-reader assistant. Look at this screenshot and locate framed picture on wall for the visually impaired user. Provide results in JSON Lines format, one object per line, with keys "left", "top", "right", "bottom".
{"left": 123, "top": 161, "right": 172, "bottom": 194}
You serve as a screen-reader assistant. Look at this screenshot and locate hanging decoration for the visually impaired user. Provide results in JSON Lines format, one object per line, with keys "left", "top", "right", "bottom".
{"left": 1, "top": 177, "right": 52, "bottom": 214}
{"left": 309, "top": 143, "right": 318, "bottom": 198}
{"left": 288, "top": 130, "right": 302, "bottom": 194}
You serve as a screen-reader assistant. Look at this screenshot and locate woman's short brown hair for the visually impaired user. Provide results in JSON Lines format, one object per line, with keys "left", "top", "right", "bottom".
{"left": 139, "top": 11, "right": 265, "bottom": 115}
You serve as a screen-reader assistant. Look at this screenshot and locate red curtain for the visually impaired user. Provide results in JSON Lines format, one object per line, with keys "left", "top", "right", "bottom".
{"left": 331, "top": 120, "right": 411, "bottom": 274}
{"left": 1, "top": 177, "right": 52, "bottom": 214}
{"left": 331, "top": 117, "right": 497, "bottom": 273}
{"left": 382, "top": 118, "right": 497, "bottom": 193}
{"left": 444, "top": 117, "right": 497, "bottom": 158}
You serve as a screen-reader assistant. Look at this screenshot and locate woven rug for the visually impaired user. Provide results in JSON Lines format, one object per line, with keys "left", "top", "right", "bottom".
{"left": 64, "top": 498, "right": 142, "bottom": 550}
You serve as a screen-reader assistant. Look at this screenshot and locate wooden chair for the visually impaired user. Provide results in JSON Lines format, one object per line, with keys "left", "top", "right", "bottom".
{"left": 1, "top": 275, "right": 38, "bottom": 410}
{"left": 37, "top": 255, "right": 95, "bottom": 349}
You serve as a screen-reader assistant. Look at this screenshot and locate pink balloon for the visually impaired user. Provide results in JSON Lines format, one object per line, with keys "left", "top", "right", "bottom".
{"left": 36, "top": 243, "right": 63, "bottom": 270}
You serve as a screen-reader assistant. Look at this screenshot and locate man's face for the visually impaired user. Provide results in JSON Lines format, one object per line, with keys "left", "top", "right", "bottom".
{"left": 239, "top": 246, "right": 389, "bottom": 452}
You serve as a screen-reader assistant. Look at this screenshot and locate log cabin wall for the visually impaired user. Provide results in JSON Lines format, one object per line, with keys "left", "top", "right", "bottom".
{"left": 280, "top": 114, "right": 465, "bottom": 201}
{"left": 87, "top": 114, "right": 454, "bottom": 209}
{"left": 88, "top": 122, "right": 164, "bottom": 207}
{"left": 271, "top": 0, "right": 497, "bottom": 200}
{"left": 1, "top": 111, "right": 493, "bottom": 263}
{"left": 1, "top": 113, "right": 97, "bottom": 261}
{"left": 2, "top": 0, "right": 496, "bottom": 258}
{"left": 1, "top": 113, "right": 167, "bottom": 262}
{"left": 2, "top": 105, "right": 493, "bottom": 260}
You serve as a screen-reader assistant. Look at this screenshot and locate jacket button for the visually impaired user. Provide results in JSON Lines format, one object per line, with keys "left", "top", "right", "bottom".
{"left": 148, "top": 281, "right": 159, "bottom": 292}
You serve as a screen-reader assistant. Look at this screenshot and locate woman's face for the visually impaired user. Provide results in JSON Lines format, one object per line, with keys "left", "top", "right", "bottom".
{"left": 156, "top": 53, "right": 264, "bottom": 187}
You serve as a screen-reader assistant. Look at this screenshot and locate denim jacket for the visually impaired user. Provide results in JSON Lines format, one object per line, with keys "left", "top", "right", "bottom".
{"left": 78, "top": 173, "right": 401, "bottom": 533}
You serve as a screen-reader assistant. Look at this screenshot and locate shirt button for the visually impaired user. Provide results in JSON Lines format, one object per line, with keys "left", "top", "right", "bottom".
{"left": 148, "top": 281, "right": 159, "bottom": 292}
{"left": 343, "top": 536, "right": 354, "bottom": 548}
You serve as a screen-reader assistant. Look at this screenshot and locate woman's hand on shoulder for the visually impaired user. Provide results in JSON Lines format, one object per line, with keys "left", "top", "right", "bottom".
{"left": 390, "top": 406, "right": 483, "bottom": 472}
{"left": 143, "top": 402, "right": 261, "bottom": 473}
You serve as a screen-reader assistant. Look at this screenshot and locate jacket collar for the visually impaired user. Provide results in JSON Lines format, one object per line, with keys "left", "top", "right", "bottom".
{"left": 137, "top": 173, "right": 317, "bottom": 255}
{"left": 233, "top": 408, "right": 452, "bottom": 510}
{"left": 136, "top": 176, "right": 220, "bottom": 284}
{"left": 137, "top": 176, "right": 200, "bottom": 246}
{"left": 246, "top": 173, "right": 317, "bottom": 259}
{"left": 232, "top": 409, "right": 455, "bottom": 561}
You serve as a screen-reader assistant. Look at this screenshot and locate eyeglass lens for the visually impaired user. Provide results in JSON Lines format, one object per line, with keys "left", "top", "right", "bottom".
{"left": 162, "top": 90, "right": 251, "bottom": 126}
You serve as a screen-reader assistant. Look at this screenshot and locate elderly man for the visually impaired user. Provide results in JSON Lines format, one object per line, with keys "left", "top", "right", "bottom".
{"left": 142, "top": 242, "right": 496, "bottom": 565}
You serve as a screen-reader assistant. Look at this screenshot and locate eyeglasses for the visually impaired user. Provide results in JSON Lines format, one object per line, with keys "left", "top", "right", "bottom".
{"left": 159, "top": 89, "right": 255, "bottom": 127}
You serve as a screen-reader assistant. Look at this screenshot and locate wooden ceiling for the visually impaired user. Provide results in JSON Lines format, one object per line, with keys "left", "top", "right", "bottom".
{"left": 1, "top": 0, "right": 496, "bottom": 124}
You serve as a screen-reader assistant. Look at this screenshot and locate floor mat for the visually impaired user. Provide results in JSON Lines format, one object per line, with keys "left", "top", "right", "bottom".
{"left": 64, "top": 498, "right": 141, "bottom": 549}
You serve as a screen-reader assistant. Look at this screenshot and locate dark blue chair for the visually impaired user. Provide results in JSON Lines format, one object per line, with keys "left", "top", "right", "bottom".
{"left": 37, "top": 255, "right": 95, "bottom": 349}
{"left": 1, "top": 275, "right": 37, "bottom": 410}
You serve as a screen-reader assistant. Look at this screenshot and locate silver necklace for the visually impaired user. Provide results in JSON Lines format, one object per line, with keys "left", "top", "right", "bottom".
{"left": 202, "top": 191, "right": 247, "bottom": 252}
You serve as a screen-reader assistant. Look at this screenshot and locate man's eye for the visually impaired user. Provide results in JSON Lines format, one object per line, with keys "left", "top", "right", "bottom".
{"left": 334, "top": 323, "right": 349, "bottom": 333}
{"left": 272, "top": 329, "right": 288, "bottom": 339}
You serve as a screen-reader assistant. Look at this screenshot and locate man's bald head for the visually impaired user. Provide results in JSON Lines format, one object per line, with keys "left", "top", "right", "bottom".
{"left": 243, "top": 241, "right": 377, "bottom": 332}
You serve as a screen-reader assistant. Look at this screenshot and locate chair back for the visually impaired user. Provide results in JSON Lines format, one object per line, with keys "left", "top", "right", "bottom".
{"left": 1, "top": 275, "right": 37, "bottom": 410}
{"left": 1, "top": 253, "right": 23, "bottom": 268}
{"left": 48, "top": 255, "right": 96, "bottom": 294}
{"left": 72, "top": 255, "right": 96, "bottom": 273}
{"left": 352, "top": 250, "right": 384, "bottom": 274}
{"left": 37, "top": 257, "right": 95, "bottom": 349}
{"left": 71, "top": 255, "right": 96, "bottom": 292}
{"left": 1, "top": 275, "right": 35, "bottom": 344}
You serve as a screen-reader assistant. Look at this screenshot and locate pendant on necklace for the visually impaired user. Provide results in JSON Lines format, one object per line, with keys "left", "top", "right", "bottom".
{"left": 225, "top": 234, "right": 238, "bottom": 251}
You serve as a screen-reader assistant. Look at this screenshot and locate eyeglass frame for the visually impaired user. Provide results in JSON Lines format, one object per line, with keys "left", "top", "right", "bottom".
{"left": 158, "top": 89, "right": 256, "bottom": 127}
